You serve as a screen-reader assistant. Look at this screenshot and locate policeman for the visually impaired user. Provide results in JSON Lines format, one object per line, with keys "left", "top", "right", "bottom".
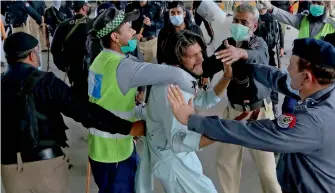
{"left": 51, "top": 0, "right": 93, "bottom": 100}
{"left": 201, "top": 4, "right": 282, "bottom": 193}
{"left": 44, "top": 0, "right": 67, "bottom": 37}
{"left": 8, "top": 0, "right": 44, "bottom": 34}
{"left": 125, "top": 0, "right": 164, "bottom": 63}
{"left": 255, "top": 2, "right": 285, "bottom": 117}
{"left": 167, "top": 38, "right": 335, "bottom": 193}
{"left": 1, "top": 32, "right": 145, "bottom": 193}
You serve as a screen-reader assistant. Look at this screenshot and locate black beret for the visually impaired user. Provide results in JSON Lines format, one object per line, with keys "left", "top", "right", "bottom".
{"left": 292, "top": 38, "right": 335, "bottom": 69}
{"left": 167, "top": 1, "right": 185, "bottom": 9}
{"left": 4, "top": 32, "right": 38, "bottom": 56}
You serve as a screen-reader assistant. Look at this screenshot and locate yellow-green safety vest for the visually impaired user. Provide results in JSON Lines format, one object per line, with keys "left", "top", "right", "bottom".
{"left": 88, "top": 50, "right": 137, "bottom": 163}
{"left": 298, "top": 17, "right": 335, "bottom": 40}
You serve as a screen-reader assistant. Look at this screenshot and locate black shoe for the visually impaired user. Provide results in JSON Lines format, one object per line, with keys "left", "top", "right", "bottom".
{"left": 330, "top": 14, "right": 335, "bottom": 18}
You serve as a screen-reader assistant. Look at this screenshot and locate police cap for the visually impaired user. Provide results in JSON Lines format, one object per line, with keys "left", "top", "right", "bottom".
{"left": 167, "top": 1, "right": 185, "bottom": 9}
{"left": 292, "top": 38, "right": 335, "bottom": 69}
{"left": 4, "top": 32, "right": 38, "bottom": 56}
{"left": 91, "top": 8, "right": 139, "bottom": 38}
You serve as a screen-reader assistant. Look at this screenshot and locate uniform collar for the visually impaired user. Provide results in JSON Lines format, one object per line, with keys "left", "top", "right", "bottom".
{"left": 307, "top": 84, "right": 335, "bottom": 101}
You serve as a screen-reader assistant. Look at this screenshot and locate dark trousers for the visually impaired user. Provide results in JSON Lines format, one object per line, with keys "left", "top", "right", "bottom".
{"left": 89, "top": 150, "right": 139, "bottom": 193}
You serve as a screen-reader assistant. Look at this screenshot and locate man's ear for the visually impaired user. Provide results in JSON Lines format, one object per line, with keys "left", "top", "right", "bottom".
{"left": 253, "top": 22, "right": 258, "bottom": 32}
{"left": 183, "top": 10, "right": 186, "bottom": 18}
{"left": 110, "top": 32, "right": 119, "bottom": 42}
{"left": 305, "top": 71, "right": 314, "bottom": 84}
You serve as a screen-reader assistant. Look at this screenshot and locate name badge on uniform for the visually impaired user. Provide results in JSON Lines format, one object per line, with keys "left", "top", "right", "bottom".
{"left": 277, "top": 113, "right": 297, "bottom": 129}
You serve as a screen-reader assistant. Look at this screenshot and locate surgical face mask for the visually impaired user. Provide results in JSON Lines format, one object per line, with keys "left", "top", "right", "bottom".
{"left": 230, "top": 23, "right": 250, "bottom": 42}
{"left": 170, "top": 14, "right": 184, "bottom": 26}
{"left": 309, "top": 4, "right": 325, "bottom": 17}
{"left": 290, "top": 72, "right": 306, "bottom": 93}
{"left": 120, "top": 39, "right": 137, "bottom": 54}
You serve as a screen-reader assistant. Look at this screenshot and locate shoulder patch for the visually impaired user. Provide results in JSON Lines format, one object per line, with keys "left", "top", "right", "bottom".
{"left": 277, "top": 113, "right": 297, "bottom": 129}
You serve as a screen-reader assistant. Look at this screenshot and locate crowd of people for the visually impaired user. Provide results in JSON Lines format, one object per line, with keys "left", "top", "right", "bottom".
{"left": 1, "top": 1, "right": 335, "bottom": 193}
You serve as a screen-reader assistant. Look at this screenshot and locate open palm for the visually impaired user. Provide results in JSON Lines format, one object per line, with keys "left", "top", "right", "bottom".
{"left": 167, "top": 85, "right": 195, "bottom": 125}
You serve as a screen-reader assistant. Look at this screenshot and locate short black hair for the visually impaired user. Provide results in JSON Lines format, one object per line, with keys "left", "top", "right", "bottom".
{"left": 163, "top": 30, "right": 207, "bottom": 65}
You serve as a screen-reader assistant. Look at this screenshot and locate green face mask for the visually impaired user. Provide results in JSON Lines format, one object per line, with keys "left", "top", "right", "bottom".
{"left": 120, "top": 39, "right": 137, "bottom": 54}
{"left": 230, "top": 23, "right": 250, "bottom": 42}
{"left": 309, "top": 4, "right": 325, "bottom": 17}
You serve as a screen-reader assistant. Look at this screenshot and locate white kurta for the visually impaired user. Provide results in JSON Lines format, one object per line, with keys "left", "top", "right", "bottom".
{"left": 136, "top": 81, "right": 221, "bottom": 193}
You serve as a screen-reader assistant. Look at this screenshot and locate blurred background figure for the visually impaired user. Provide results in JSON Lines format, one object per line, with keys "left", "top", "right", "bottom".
{"left": 44, "top": 0, "right": 67, "bottom": 37}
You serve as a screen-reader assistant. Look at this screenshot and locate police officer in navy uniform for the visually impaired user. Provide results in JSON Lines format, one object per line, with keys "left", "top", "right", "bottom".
{"left": 125, "top": 0, "right": 164, "bottom": 63}
{"left": 1, "top": 32, "right": 145, "bottom": 193}
{"left": 167, "top": 38, "right": 335, "bottom": 193}
{"left": 8, "top": 0, "right": 44, "bottom": 34}
{"left": 51, "top": 0, "right": 93, "bottom": 100}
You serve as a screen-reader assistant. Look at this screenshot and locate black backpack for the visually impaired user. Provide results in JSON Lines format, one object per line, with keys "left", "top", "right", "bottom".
{"left": 1, "top": 70, "right": 48, "bottom": 150}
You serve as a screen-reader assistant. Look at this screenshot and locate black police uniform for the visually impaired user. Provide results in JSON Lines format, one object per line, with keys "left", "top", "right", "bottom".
{"left": 125, "top": 1, "right": 164, "bottom": 38}
{"left": 1, "top": 32, "right": 134, "bottom": 192}
{"left": 44, "top": 6, "right": 67, "bottom": 36}
{"left": 51, "top": 12, "right": 94, "bottom": 100}
{"left": 203, "top": 36, "right": 271, "bottom": 109}
{"left": 8, "top": 1, "right": 42, "bottom": 29}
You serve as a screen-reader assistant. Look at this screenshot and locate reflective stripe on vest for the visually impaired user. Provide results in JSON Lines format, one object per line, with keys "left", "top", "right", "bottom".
{"left": 88, "top": 50, "right": 137, "bottom": 163}
{"left": 298, "top": 17, "right": 335, "bottom": 39}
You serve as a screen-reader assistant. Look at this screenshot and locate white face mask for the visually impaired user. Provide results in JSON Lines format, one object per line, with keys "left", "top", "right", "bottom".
{"left": 290, "top": 72, "right": 306, "bottom": 92}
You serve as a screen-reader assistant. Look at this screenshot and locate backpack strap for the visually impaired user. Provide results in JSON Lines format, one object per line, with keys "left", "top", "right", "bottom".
{"left": 21, "top": 70, "right": 46, "bottom": 94}
{"left": 64, "top": 16, "right": 87, "bottom": 42}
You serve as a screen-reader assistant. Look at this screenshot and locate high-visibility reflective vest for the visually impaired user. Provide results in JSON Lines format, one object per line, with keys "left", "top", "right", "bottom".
{"left": 87, "top": 50, "right": 137, "bottom": 163}
{"left": 298, "top": 17, "right": 335, "bottom": 40}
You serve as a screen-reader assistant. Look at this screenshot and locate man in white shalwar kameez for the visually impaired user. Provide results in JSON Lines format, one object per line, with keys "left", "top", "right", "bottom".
{"left": 136, "top": 31, "right": 233, "bottom": 193}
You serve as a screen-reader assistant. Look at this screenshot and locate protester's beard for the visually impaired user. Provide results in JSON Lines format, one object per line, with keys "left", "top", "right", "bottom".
{"left": 307, "top": 12, "right": 327, "bottom": 23}
{"left": 178, "top": 65, "right": 202, "bottom": 81}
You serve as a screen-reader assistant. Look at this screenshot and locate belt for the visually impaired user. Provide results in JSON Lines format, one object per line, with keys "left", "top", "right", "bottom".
{"left": 140, "top": 35, "right": 156, "bottom": 42}
{"left": 1, "top": 146, "right": 64, "bottom": 165}
{"left": 231, "top": 98, "right": 271, "bottom": 112}
{"left": 12, "top": 23, "right": 26, "bottom": 28}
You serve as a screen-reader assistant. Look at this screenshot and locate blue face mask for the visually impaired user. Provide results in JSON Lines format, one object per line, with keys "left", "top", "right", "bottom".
{"left": 120, "top": 39, "right": 137, "bottom": 54}
{"left": 230, "top": 23, "right": 250, "bottom": 42}
{"left": 309, "top": 4, "right": 325, "bottom": 17}
{"left": 170, "top": 15, "right": 184, "bottom": 26}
